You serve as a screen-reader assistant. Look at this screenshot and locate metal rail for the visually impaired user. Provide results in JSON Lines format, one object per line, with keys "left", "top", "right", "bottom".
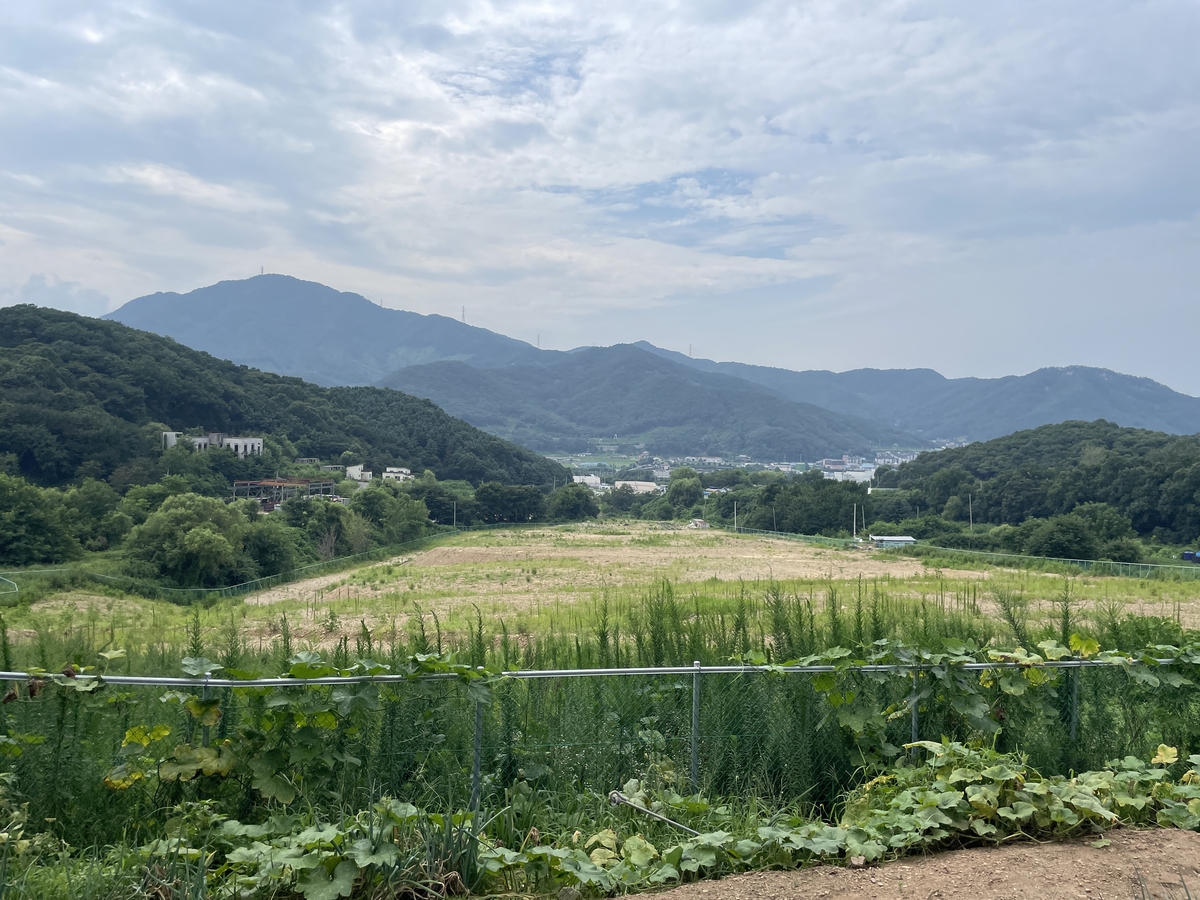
{"left": 0, "top": 657, "right": 1173, "bottom": 689}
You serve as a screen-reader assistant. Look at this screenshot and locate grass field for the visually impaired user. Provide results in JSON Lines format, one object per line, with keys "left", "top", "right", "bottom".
{"left": 4, "top": 522, "right": 1198, "bottom": 674}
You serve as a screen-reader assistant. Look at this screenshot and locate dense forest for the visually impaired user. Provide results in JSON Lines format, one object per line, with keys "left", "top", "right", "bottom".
{"left": 0, "top": 305, "right": 567, "bottom": 488}
{"left": 873, "top": 420, "right": 1200, "bottom": 544}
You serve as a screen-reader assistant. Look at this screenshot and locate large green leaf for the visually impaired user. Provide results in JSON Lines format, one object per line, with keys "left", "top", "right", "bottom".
{"left": 350, "top": 838, "right": 398, "bottom": 868}
{"left": 181, "top": 657, "right": 222, "bottom": 677}
{"left": 298, "top": 859, "right": 358, "bottom": 900}
{"left": 621, "top": 835, "right": 659, "bottom": 867}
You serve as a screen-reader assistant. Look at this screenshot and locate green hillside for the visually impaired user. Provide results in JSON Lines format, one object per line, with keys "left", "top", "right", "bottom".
{"left": 875, "top": 420, "right": 1200, "bottom": 543}
{"left": 0, "top": 305, "right": 567, "bottom": 488}
{"left": 379, "top": 344, "right": 920, "bottom": 459}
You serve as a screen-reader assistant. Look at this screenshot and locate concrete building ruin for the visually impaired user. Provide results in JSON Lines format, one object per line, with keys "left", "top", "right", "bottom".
{"left": 163, "top": 430, "right": 264, "bottom": 460}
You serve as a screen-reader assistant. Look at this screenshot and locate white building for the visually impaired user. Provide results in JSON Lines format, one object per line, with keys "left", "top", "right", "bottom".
{"left": 163, "top": 431, "right": 263, "bottom": 460}
{"left": 572, "top": 474, "right": 608, "bottom": 493}
{"left": 823, "top": 470, "right": 874, "bottom": 483}
{"left": 382, "top": 467, "right": 413, "bottom": 482}
{"left": 869, "top": 535, "right": 917, "bottom": 548}
{"left": 615, "top": 480, "right": 661, "bottom": 494}
{"left": 345, "top": 464, "right": 373, "bottom": 481}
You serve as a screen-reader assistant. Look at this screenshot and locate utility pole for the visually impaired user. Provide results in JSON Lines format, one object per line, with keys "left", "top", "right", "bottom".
{"left": 853, "top": 503, "right": 857, "bottom": 540}
{"left": 453, "top": 501, "right": 456, "bottom": 528}
{"left": 733, "top": 501, "right": 737, "bottom": 533}
{"left": 969, "top": 494, "right": 973, "bottom": 530}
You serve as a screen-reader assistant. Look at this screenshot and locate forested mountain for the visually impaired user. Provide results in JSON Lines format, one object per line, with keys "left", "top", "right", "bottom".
{"left": 638, "top": 344, "right": 1200, "bottom": 442}
{"left": 105, "top": 274, "right": 556, "bottom": 385}
{"left": 0, "top": 305, "right": 567, "bottom": 488}
{"left": 875, "top": 420, "right": 1200, "bottom": 543}
{"left": 103, "top": 274, "right": 1200, "bottom": 449}
{"left": 379, "top": 344, "right": 918, "bottom": 459}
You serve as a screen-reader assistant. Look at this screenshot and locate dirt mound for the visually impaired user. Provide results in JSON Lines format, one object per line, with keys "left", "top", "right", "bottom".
{"left": 657, "top": 829, "right": 1200, "bottom": 900}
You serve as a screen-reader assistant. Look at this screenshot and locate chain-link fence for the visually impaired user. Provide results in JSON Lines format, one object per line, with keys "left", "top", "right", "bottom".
{"left": 0, "top": 658, "right": 1197, "bottom": 847}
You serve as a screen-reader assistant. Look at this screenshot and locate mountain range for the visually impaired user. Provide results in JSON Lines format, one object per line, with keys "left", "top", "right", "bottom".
{"left": 378, "top": 346, "right": 913, "bottom": 459}
{"left": 105, "top": 275, "right": 1200, "bottom": 455}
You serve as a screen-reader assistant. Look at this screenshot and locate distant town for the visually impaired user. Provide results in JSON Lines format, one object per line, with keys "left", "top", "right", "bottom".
{"left": 547, "top": 443, "right": 965, "bottom": 495}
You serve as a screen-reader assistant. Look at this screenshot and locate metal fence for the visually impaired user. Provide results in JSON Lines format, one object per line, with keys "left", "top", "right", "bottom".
{"left": 909, "top": 543, "right": 1200, "bottom": 580}
{"left": 1, "top": 656, "right": 1196, "bottom": 847}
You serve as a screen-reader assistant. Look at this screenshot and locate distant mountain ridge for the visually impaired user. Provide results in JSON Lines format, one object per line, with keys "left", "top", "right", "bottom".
{"left": 379, "top": 344, "right": 918, "bottom": 459}
{"left": 101, "top": 274, "right": 1200, "bottom": 451}
{"left": 106, "top": 275, "right": 555, "bottom": 385}
{"left": 636, "top": 344, "right": 1200, "bottom": 442}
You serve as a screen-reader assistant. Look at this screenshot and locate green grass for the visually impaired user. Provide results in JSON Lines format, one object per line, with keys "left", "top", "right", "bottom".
{"left": 2, "top": 523, "right": 1197, "bottom": 677}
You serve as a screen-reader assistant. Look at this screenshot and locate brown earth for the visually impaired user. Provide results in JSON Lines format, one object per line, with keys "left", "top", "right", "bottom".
{"left": 655, "top": 829, "right": 1200, "bottom": 900}
{"left": 407, "top": 534, "right": 931, "bottom": 582}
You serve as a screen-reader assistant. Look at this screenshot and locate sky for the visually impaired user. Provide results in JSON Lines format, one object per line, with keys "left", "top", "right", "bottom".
{"left": 2, "top": 1, "right": 1199, "bottom": 392}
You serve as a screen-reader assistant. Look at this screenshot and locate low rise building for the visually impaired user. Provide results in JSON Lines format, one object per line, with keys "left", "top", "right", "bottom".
{"left": 615, "top": 480, "right": 661, "bottom": 494}
{"left": 573, "top": 474, "right": 606, "bottom": 493}
{"left": 869, "top": 535, "right": 917, "bottom": 549}
{"left": 163, "top": 430, "right": 264, "bottom": 460}
{"left": 382, "top": 467, "right": 413, "bottom": 482}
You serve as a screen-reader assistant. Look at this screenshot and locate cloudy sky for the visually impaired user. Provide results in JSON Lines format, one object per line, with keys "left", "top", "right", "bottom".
{"left": 2, "top": 1, "right": 1198, "bottom": 390}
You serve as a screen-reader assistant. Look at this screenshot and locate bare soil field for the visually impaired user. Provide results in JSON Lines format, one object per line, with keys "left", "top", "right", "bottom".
{"left": 408, "top": 531, "right": 930, "bottom": 581}
{"left": 658, "top": 829, "right": 1200, "bottom": 900}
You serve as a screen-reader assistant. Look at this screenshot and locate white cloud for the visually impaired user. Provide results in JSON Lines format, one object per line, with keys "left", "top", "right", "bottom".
{"left": 105, "top": 164, "right": 287, "bottom": 213}
{"left": 0, "top": 0, "right": 1197, "bottom": 388}
{"left": 0, "top": 273, "right": 112, "bottom": 317}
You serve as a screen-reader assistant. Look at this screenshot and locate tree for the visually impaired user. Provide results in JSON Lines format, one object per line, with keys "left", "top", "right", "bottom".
{"left": 341, "top": 511, "right": 373, "bottom": 555}
{"left": 0, "top": 474, "right": 80, "bottom": 565}
{"left": 62, "top": 478, "right": 130, "bottom": 550}
{"left": 243, "top": 517, "right": 303, "bottom": 576}
{"left": 602, "top": 484, "right": 637, "bottom": 514}
{"left": 475, "top": 482, "right": 546, "bottom": 523}
{"left": 1023, "top": 515, "right": 1100, "bottom": 561}
{"left": 666, "top": 476, "right": 703, "bottom": 511}
{"left": 349, "top": 483, "right": 429, "bottom": 544}
{"left": 546, "top": 484, "right": 599, "bottom": 521}
{"left": 124, "top": 493, "right": 248, "bottom": 586}
{"left": 1069, "top": 502, "right": 1136, "bottom": 542}
{"left": 405, "top": 480, "right": 477, "bottom": 526}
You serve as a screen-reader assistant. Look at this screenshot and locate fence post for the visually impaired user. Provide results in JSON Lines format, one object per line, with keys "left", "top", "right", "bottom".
{"left": 201, "top": 679, "right": 212, "bottom": 748}
{"left": 691, "top": 660, "right": 701, "bottom": 793}
{"left": 910, "top": 667, "right": 919, "bottom": 745}
{"left": 471, "top": 670, "right": 484, "bottom": 812}
{"left": 1069, "top": 663, "right": 1080, "bottom": 744}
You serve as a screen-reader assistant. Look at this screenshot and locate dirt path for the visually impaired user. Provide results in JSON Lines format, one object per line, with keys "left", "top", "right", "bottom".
{"left": 655, "top": 829, "right": 1200, "bottom": 900}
